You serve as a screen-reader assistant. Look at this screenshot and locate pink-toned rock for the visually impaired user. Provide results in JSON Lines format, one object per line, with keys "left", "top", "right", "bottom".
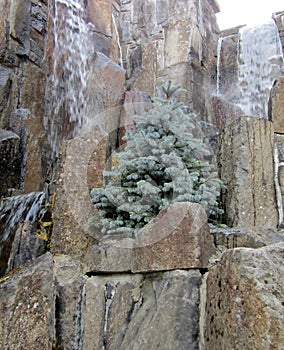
{"left": 86, "top": 0, "right": 123, "bottom": 62}
{"left": 133, "top": 202, "right": 215, "bottom": 272}
{"left": 87, "top": 0, "right": 113, "bottom": 37}
{"left": 50, "top": 52, "right": 125, "bottom": 257}
{"left": 118, "top": 90, "right": 152, "bottom": 146}
{"left": 0, "top": 253, "right": 55, "bottom": 349}
{"left": 83, "top": 202, "right": 215, "bottom": 274}
{"left": 50, "top": 141, "right": 99, "bottom": 259}
{"left": 212, "top": 96, "right": 244, "bottom": 131}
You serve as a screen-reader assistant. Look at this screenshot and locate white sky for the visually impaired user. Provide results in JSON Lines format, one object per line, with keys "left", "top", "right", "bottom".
{"left": 216, "top": 0, "right": 284, "bottom": 30}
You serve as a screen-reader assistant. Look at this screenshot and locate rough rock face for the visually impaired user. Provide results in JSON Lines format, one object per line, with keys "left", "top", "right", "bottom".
{"left": 204, "top": 243, "right": 284, "bottom": 350}
{"left": 118, "top": 90, "right": 152, "bottom": 145}
{"left": 83, "top": 202, "right": 215, "bottom": 273}
{"left": 50, "top": 141, "right": 99, "bottom": 259}
{"left": 8, "top": 0, "right": 48, "bottom": 65}
{"left": 83, "top": 51, "right": 126, "bottom": 151}
{"left": 0, "top": 66, "right": 13, "bottom": 128}
{"left": 274, "top": 11, "right": 284, "bottom": 53}
{"left": 1, "top": 0, "right": 284, "bottom": 349}
{"left": 211, "top": 226, "right": 284, "bottom": 251}
{"left": 83, "top": 270, "right": 201, "bottom": 350}
{"left": 8, "top": 106, "right": 46, "bottom": 193}
{"left": 0, "top": 0, "right": 48, "bottom": 192}
{"left": 269, "top": 76, "right": 284, "bottom": 133}
{"left": 33, "top": 260, "right": 203, "bottom": 350}
{"left": 50, "top": 52, "right": 125, "bottom": 258}
{"left": 214, "top": 30, "right": 238, "bottom": 127}
{"left": 216, "top": 27, "right": 241, "bottom": 99}
{"left": 212, "top": 96, "right": 244, "bottom": 132}
{"left": 133, "top": 202, "right": 215, "bottom": 272}
{"left": 275, "top": 133, "right": 284, "bottom": 220}
{"left": 120, "top": 0, "right": 220, "bottom": 121}
{"left": 0, "top": 192, "right": 47, "bottom": 277}
{"left": 0, "top": 129, "right": 20, "bottom": 196}
{"left": 53, "top": 255, "right": 202, "bottom": 350}
{"left": 53, "top": 255, "right": 85, "bottom": 350}
{"left": 217, "top": 117, "right": 278, "bottom": 228}
{"left": 51, "top": 203, "right": 214, "bottom": 349}
{"left": 87, "top": 0, "right": 122, "bottom": 63}
{"left": 0, "top": 253, "right": 55, "bottom": 349}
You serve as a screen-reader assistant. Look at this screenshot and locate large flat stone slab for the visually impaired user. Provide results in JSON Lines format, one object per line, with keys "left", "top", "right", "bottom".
{"left": 83, "top": 202, "right": 216, "bottom": 273}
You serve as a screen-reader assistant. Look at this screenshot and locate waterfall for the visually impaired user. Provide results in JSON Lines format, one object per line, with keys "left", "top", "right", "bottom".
{"left": 237, "top": 20, "right": 284, "bottom": 118}
{"left": 0, "top": 192, "right": 46, "bottom": 275}
{"left": 274, "top": 145, "right": 284, "bottom": 226}
{"left": 198, "top": 0, "right": 205, "bottom": 62}
{"left": 49, "top": 0, "right": 96, "bottom": 154}
{"left": 216, "top": 37, "right": 223, "bottom": 96}
{"left": 112, "top": 14, "right": 124, "bottom": 68}
{"left": 0, "top": 192, "right": 46, "bottom": 240}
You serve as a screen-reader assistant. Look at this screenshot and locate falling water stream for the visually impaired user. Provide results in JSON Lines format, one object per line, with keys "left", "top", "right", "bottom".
{"left": 0, "top": 192, "right": 46, "bottom": 276}
{"left": 216, "top": 20, "right": 284, "bottom": 118}
{"left": 237, "top": 20, "right": 284, "bottom": 117}
{"left": 112, "top": 14, "right": 124, "bottom": 68}
{"left": 49, "top": 0, "right": 96, "bottom": 154}
{"left": 216, "top": 37, "right": 223, "bottom": 97}
{"left": 0, "top": 192, "right": 46, "bottom": 241}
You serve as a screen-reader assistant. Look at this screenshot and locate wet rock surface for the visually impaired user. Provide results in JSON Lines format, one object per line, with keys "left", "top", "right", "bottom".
{"left": 0, "top": 192, "right": 47, "bottom": 277}
{"left": 0, "top": 129, "right": 20, "bottom": 196}
{"left": 0, "top": 0, "right": 284, "bottom": 349}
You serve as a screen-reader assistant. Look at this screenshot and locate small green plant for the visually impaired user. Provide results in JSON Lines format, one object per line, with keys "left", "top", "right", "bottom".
{"left": 52, "top": 338, "right": 64, "bottom": 350}
{"left": 36, "top": 192, "right": 56, "bottom": 249}
{"left": 92, "top": 82, "right": 223, "bottom": 236}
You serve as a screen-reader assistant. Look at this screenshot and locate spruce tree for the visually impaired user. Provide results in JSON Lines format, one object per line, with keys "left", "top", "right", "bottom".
{"left": 92, "top": 82, "right": 223, "bottom": 236}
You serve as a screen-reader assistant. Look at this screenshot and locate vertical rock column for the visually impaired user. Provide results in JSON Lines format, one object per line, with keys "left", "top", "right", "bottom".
{"left": 274, "top": 10, "right": 284, "bottom": 53}
{"left": 270, "top": 76, "right": 284, "bottom": 225}
{"left": 0, "top": 0, "right": 49, "bottom": 192}
{"left": 217, "top": 116, "right": 278, "bottom": 228}
{"left": 120, "top": 0, "right": 220, "bottom": 120}
{"left": 204, "top": 243, "right": 284, "bottom": 350}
